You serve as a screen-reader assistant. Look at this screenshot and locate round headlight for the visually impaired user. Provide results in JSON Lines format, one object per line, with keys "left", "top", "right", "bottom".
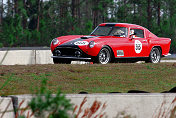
{"left": 89, "top": 41, "right": 95, "bottom": 48}
{"left": 52, "top": 38, "right": 59, "bottom": 45}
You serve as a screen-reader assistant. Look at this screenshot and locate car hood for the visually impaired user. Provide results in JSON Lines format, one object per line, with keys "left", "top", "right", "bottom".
{"left": 56, "top": 35, "right": 126, "bottom": 49}
{"left": 57, "top": 35, "right": 101, "bottom": 47}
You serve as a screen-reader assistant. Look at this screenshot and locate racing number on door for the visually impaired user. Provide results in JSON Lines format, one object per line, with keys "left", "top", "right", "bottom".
{"left": 136, "top": 43, "right": 141, "bottom": 50}
{"left": 135, "top": 40, "right": 142, "bottom": 54}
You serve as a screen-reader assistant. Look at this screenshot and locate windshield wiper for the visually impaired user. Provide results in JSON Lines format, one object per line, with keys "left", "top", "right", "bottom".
{"left": 91, "top": 33, "right": 97, "bottom": 36}
{"left": 91, "top": 34, "right": 105, "bottom": 36}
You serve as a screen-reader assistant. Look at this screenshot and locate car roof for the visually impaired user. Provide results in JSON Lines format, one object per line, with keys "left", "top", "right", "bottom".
{"left": 99, "top": 23, "right": 145, "bottom": 29}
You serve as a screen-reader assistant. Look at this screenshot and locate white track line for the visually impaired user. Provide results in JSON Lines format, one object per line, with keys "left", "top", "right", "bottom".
{"left": 161, "top": 60, "right": 176, "bottom": 63}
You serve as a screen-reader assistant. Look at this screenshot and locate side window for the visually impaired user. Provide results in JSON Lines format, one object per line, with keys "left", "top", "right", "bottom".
{"left": 130, "top": 29, "right": 144, "bottom": 38}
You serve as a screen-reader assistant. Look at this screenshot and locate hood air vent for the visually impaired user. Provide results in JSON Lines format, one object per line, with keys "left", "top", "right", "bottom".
{"left": 81, "top": 36, "right": 96, "bottom": 39}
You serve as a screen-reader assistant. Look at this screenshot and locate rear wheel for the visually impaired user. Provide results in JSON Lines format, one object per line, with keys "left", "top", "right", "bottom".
{"left": 94, "top": 47, "right": 112, "bottom": 64}
{"left": 53, "top": 58, "right": 71, "bottom": 64}
{"left": 146, "top": 47, "right": 161, "bottom": 63}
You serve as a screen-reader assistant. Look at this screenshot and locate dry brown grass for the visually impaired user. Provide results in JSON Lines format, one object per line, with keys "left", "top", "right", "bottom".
{"left": 73, "top": 97, "right": 106, "bottom": 118}
{"left": 153, "top": 97, "right": 176, "bottom": 118}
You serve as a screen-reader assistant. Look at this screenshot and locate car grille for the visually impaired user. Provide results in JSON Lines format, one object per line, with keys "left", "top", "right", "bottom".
{"left": 53, "top": 47, "right": 89, "bottom": 57}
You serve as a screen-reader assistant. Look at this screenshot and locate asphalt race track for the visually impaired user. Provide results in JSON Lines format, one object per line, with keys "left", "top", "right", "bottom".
{"left": 0, "top": 47, "right": 176, "bottom": 65}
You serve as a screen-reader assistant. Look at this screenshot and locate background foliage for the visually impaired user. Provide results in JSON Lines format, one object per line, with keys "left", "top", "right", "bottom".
{"left": 0, "top": 0, "right": 175, "bottom": 53}
{"left": 29, "top": 78, "right": 72, "bottom": 118}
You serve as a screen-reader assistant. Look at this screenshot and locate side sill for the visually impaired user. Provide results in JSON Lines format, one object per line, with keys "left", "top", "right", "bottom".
{"left": 115, "top": 57, "right": 148, "bottom": 59}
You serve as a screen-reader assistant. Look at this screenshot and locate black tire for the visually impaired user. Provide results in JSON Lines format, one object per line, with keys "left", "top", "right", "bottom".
{"left": 53, "top": 58, "right": 71, "bottom": 64}
{"left": 94, "top": 47, "right": 112, "bottom": 64}
{"left": 146, "top": 47, "right": 161, "bottom": 63}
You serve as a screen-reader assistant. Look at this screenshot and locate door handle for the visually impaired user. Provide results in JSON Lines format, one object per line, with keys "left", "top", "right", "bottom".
{"left": 143, "top": 40, "right": 147, "bottom": 42}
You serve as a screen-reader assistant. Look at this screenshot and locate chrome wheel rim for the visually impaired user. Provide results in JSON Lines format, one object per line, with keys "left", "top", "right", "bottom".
{"left": 99, "top": 48, "right": 110, "bottom": 64}
{"left": 151, "top": 48, "right": 160, "bottom": 63}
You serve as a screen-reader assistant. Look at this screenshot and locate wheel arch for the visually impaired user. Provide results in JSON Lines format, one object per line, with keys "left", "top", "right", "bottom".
{"left": 151, "top": 46, "right": 162, "bottom": 55}
{"left": 102, "top": 45, "right": 115, "bottom": 59}
{"left": 93, "top": 45, "right": 114, "bottom": 64}
{"left": 147, "top": 46, "right": 162, "bottom": 63}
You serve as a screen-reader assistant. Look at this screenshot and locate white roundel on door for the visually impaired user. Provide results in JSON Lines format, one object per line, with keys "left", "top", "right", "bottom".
{"left": 135, "top": 40, "right": 142, "bottom": 53}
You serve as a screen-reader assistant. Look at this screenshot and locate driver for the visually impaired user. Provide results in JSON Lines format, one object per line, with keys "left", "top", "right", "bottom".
{"left": 113, "top": 29, "right": 125, "bottom": 37}
{"left": 130, "top": 30, "right": 139, "bottom": 38}
{"left": 130, "top": 30, "right": 135, "bottom": 35}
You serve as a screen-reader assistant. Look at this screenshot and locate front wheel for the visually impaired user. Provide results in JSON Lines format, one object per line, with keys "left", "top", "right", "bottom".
{"left": 53, "top": 58, "right": 71, "bottom": 64}
{"left": 94, "top": 47, "right": 112, "bottom": 64}
{"left": 146, "top": 47, "right": 161, "bottom": 63}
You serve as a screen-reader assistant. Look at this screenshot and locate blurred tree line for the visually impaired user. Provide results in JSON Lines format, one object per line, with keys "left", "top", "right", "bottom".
{"left": 0, "top": 0, "right": 175, "bottom": 53}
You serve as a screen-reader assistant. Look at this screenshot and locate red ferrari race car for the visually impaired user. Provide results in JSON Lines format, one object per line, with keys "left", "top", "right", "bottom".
{"left": 50, "top": 23, "right": 171, "bottom": 64}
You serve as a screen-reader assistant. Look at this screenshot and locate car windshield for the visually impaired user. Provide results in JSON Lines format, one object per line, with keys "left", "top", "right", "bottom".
{"left": 91, "top": 26, "right": 128, "bottom": 37}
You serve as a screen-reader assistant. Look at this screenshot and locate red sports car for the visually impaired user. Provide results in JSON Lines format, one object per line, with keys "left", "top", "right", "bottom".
{"left": 50, "top": 23, "right": 171, "bottom": 64}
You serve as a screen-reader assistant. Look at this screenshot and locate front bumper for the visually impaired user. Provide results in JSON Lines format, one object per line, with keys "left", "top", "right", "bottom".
{"left": 51, "top": 56, "right": 91, "bottom": 61}
{"left": 51, "top": 47, "right": 92, "bottom": 61}
{"left": 163, "top": 53, "right": 171, "bottom": 57}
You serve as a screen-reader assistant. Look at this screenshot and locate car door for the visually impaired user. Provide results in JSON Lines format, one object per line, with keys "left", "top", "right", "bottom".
{"left": 108, "top": 27, "right": 132, "bottom": 58}
{"left": 128, "top": 28, "right": 149, "bottom": 57}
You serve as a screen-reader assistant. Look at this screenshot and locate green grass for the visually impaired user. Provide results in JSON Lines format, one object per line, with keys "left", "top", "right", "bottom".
{"left": 0, "top": 63, "right": 176, "bottom": 95}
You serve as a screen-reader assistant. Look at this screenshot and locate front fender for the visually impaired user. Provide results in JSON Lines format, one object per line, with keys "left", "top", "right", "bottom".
{"left": 79, "top": 42, "right": 105, "bottom": 57}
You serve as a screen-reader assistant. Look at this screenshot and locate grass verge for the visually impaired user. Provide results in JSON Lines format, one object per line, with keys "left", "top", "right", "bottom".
{"left": 0, "top": 63, "right": 176, "bottom": 95}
